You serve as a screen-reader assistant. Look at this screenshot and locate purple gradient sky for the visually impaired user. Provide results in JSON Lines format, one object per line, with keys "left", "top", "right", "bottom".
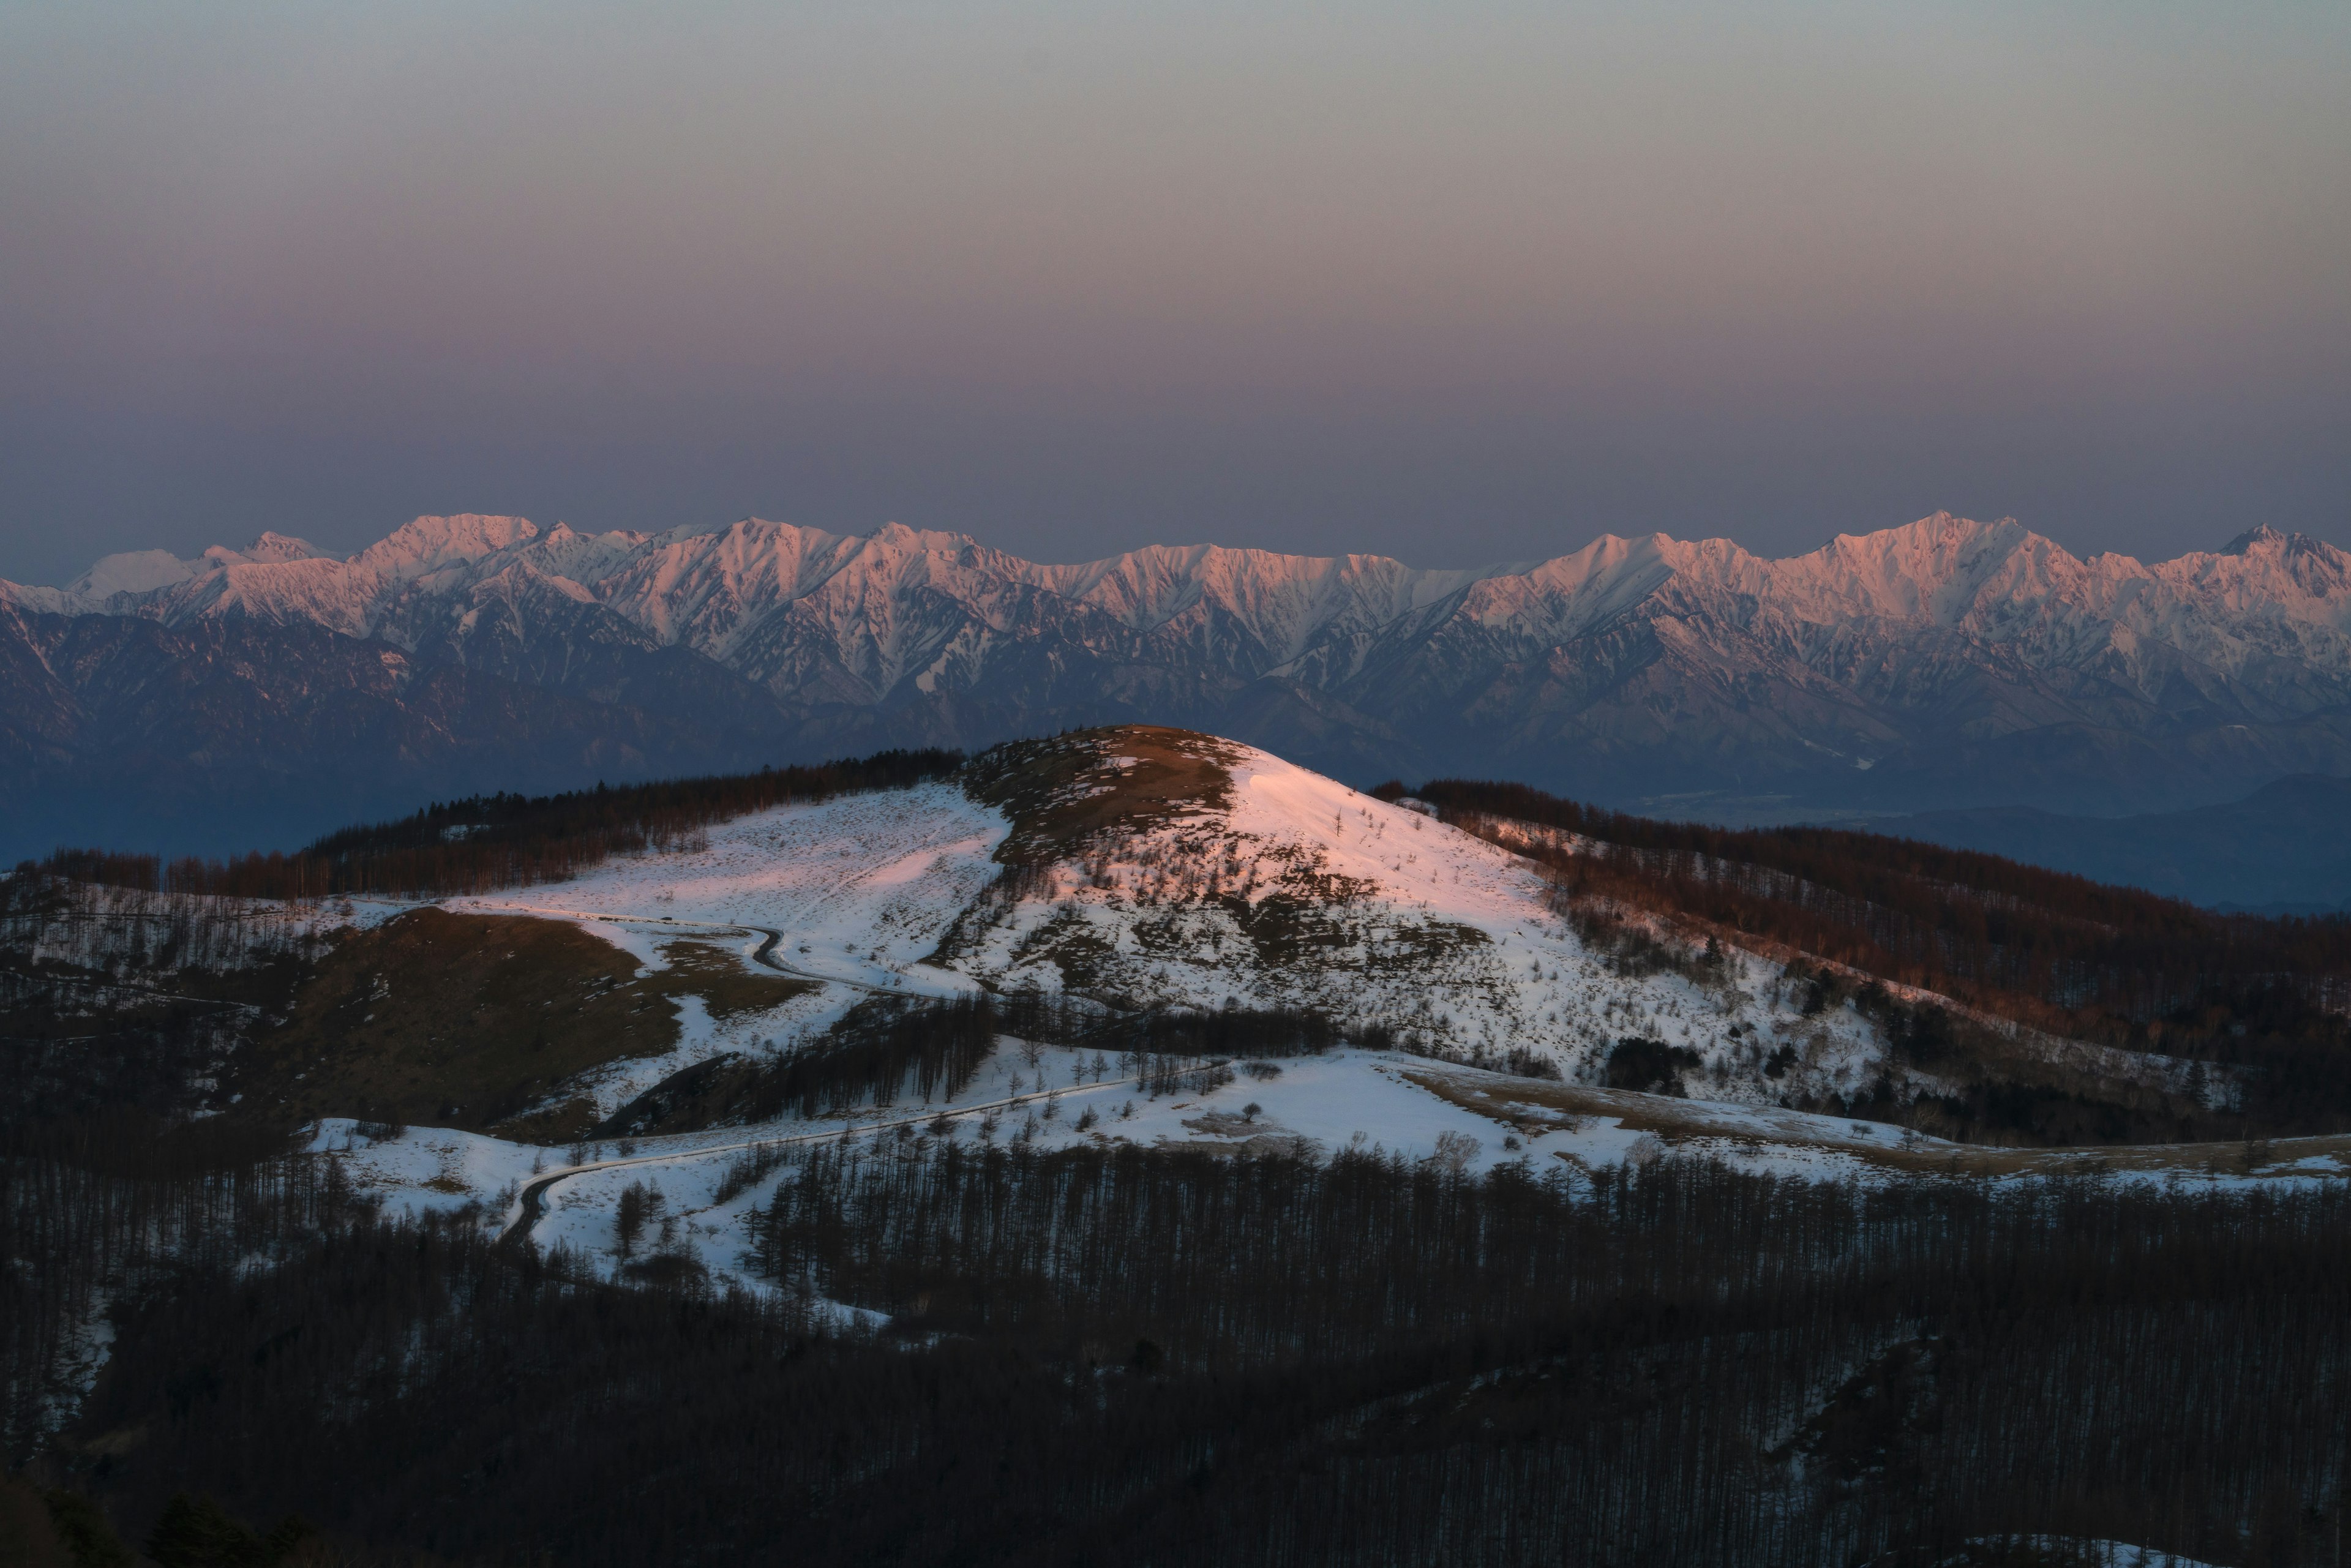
{"left": 2, "top": 1, "right": 2345, "bottom": 585}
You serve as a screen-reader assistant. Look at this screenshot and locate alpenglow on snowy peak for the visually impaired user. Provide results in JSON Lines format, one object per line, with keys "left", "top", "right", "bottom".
{"left": 3, "top": 511, "right": 2349, "bottom": 854}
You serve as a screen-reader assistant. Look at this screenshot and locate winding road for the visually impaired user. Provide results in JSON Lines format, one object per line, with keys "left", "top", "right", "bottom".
{"left": 460, "top": 902, "right": 960, "bottom": 997}
{"left": 474, "top": 901, "right": 1160, "bottom": 1244}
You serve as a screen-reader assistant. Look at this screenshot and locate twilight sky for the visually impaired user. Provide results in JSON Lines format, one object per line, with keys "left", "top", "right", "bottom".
{"left": 2, "top": 1, "right": 2346, "bottom": 587}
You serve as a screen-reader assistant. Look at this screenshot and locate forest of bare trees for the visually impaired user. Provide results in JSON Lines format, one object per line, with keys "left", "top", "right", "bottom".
{"left": 10, "top": 1117, "right": 2347, "bottom": 1566}
{"left": 15, "top": 972, "right": 2343, "bottom": 1562}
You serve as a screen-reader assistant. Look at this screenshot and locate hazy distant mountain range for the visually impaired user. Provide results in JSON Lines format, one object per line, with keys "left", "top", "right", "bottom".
{"left": 5, "top": 511, "right": 2349, "bottom": 870}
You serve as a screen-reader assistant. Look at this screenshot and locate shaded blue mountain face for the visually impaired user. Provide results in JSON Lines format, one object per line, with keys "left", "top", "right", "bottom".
{"left": 1883, "top": 774, "right": 2351, "bottom": 913}
{"left": 4, "top": 511, "right": 2350, "bottom": 864}
{"left": 0, "top": 610, "right": 799, "bottom": 858}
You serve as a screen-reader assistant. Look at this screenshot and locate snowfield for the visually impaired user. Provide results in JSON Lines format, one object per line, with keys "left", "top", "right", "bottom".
{"left": 440, "top": 781, "right": 1006, "bottom": 1117}
{"left": 323, "top": 1043, "right": 1884, "bottom": 1296}
{"left": 452, "top": 780, "right": 1003, "bottom": 993}
{"left": 331, "top": 1035, "right": 2350, "bottom": 1304}
{"left": 947, "top": 743, "right": 1886, "bottom": 1100}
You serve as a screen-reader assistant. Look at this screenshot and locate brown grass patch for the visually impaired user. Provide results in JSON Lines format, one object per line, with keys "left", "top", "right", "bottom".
{"left": 230, "top": 909, "right": 807, "bottom": 1142}
{"left": 962, "top": 726, "right": 1245, "bottom": 865}
{"left": 648, "top": 939, "right": 811, "bottom": 1020}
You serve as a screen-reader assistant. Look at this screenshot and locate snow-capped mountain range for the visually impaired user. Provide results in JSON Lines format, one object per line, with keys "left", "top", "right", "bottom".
{"left": 5, "top": 511, "right": 2349, "bottom": 854}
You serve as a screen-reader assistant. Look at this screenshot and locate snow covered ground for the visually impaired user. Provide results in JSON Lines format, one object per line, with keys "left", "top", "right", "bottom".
{"left": 324, "top": 1043, "right": 1727, "bottom": 1294}
{"left": 257, "top": 741, "right": 1909, "bottom": 1133}
{"left": 437, "top": 781, "right": 1007, "bottom": 1118}
{"left": 947, "top": 744, "right": 1887, "bottom": 1099}
{"left": 290, "top": 733, "right": 2347, "bottom": 1307}
{"left": 451, "top": 780, "right": 1002, "bottom": 994}
{"left": 325, "top": 1037, "right": 2350, "bottom": 1310}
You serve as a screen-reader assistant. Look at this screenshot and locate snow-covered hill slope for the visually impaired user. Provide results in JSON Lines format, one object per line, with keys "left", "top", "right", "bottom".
{"left": 329, "top": 1026, "right": 2350, "bottom": 1298}
{"left": 7, "top": 512, "right": 2350, "bottom": 853}
{"left": 271, "top": 724, "right": 2326, "bottom": 1285}
{"left": 430, "top": 727, "right": 2083, "bottom": 1125}
{"left": 440, "top": 782, "right": 1008, "bottom": 1121}
{"left": 938, "top": 729, "right": 1888, "bottom": 1099}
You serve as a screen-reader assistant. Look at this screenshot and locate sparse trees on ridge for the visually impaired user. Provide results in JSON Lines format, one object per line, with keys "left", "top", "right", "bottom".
{"left": 1388, "top": 776, "right": 2351, "bottom": 1128}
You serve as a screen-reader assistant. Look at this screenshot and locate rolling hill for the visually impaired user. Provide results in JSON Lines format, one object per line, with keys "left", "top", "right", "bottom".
{"left": 15, "top": 722, "right": 2345, "bottom": 1210}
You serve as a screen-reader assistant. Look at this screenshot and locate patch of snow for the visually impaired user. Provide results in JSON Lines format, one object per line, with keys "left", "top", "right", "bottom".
{"left": 452, "top": 782, "right": 1002, "bottom": 991}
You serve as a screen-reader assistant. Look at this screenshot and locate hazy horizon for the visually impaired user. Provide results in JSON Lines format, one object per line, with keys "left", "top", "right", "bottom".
{"left": 4, "top": 1, "right": 2345, "bottom": 587}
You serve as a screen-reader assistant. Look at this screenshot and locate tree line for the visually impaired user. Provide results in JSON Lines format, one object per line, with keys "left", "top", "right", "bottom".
{"left": 599, "top": 992, "right": 1366, "bottom": 1140}
{"left": 10, "top": 960, "right": 2348, "bottom": 1567}
{"left": 23, "top": 1138, "right": 2349, "bottom": 1567}
{"left": 29, "top": 746, "right": 963, "bottom": 902}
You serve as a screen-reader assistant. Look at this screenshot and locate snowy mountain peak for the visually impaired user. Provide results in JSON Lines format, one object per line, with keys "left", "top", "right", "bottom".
{"left": 6, "top": 509, "right": 2350, "bottom": 830}
{"left": 209, "top": 531, "right": 332, "bottom": 566}
{"left": 50, "top": 533, "right": 339, "bottom": 609}
{"left": 355, "top": 514, "right": 540, "bottom": 579}
{"left": 866, "top": 519, "right": 978, "bottom": 554}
